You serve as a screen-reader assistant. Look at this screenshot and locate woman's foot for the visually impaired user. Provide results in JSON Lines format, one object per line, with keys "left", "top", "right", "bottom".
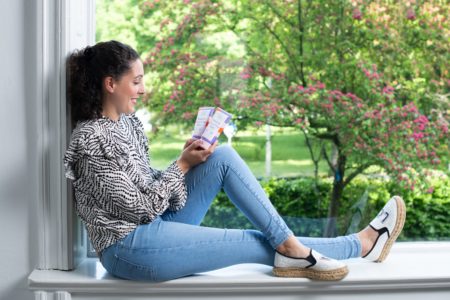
{"left": 275, "top": 235, "right": 311, "bottom": 258}
{"left": 273, "top": 249, "right": 349, "bottom": 281}
{"left": 359, "top": 195, "right": 406, "bottom": 262}
{"left": 273, "top": 236, "right": 348, "bottom": 281}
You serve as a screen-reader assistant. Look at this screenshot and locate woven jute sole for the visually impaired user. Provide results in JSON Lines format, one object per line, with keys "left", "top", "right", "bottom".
{"left": 375, "top": 195, "right": 406, "bottom": 263}
{"left": 272, "top": 265, "right": 349, "bottom": 281}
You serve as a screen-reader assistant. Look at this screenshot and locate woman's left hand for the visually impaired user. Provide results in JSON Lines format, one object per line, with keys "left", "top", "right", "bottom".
{"left": 183, "top": 138, "right": 196, "bottom": 150}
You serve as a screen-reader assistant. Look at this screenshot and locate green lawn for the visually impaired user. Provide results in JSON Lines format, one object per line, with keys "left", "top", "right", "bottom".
{"left": 147, "top": 126, "right": 329, "bottom": 178}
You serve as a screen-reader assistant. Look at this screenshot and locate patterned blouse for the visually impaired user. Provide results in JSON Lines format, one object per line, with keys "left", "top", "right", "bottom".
{"left": 63, "top": 112, "right": 187, "bottom": 256}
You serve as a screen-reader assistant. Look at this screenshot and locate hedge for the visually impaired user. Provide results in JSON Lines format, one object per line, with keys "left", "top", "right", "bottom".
{"left": 201, "top": 174, "right": 450, "bottom": 240}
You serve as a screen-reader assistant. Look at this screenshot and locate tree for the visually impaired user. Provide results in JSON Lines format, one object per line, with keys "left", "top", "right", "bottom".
{"left": 97, "top": 0, "right": 449, "bottom": 236}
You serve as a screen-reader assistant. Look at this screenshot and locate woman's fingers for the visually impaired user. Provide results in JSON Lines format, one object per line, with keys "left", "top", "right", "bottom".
{"left": 183, "top": 138, "right": 195, "bottom": 149}
{"left": 200, "top": 140, "right": 219, "bottom": 161}
{"left": 208, "top": 140, "right": 219, "bottom": 153}
{"left": 186, "top": 139, "right": 202, "bottom": 150}
{"left": 182, "top": 139, "right": 219, "bottom": 163}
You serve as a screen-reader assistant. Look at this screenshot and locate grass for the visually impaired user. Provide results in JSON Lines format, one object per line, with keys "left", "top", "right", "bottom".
{"left": 147, "top": 125, "right": 329, "bottom": 178}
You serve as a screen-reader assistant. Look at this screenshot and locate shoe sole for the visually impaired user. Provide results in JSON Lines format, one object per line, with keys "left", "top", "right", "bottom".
{"left": 375, "top": 195, "right": 406, "bottom": 263}
{"left": 272, "top": 265, "right": 349, "bottom": 281}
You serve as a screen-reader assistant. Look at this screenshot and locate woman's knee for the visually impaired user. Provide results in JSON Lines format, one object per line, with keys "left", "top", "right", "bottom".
{"left": 210, "top": 144, "right": 241, "bottom": 163}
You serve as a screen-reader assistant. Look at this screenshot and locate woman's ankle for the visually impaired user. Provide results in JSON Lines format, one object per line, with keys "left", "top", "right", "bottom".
{"left": 358, "top": 226, "right": 378, "bottom": 257}
{"left": 276, "top": 236, "right": 310, "bottom": 258}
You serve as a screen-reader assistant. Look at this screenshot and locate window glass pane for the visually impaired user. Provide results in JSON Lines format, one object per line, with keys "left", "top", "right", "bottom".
{"left": 90, "top": 0, "right": 449, "bottom": 257}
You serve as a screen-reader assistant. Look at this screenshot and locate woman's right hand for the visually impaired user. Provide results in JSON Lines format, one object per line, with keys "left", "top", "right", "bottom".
{"left": 176, "top": 140, "right": 218, "bottom": 174}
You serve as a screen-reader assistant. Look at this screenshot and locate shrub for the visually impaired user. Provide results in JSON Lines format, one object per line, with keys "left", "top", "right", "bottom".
{"left": 201, "top": 174, "right": 450, "bottom": 240}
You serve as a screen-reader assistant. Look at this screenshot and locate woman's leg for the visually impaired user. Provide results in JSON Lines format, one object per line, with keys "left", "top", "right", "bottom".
{"left": 100, "top": 215, "right": 360, "bottom": 282}
{"left": 161, "top": 144, "right": 362, "bottom": 259}
{"left": 161, "top": 144, "right": 293, "bottom": 248}
{"left": 101, "top": 216, "right": 273, "bottom": 281}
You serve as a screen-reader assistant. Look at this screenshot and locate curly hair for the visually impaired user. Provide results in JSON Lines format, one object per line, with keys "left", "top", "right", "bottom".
{"left": 67, "top": 40, "right": 140, "bottom": 123}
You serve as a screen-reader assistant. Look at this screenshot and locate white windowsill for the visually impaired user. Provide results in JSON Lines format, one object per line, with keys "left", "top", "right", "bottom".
{"left": 29, "top": 242, "right": 450, "bottom": 297}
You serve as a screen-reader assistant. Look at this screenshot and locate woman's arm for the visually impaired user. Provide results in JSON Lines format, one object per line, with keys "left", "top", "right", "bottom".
{"left": 146, "top": 139, "right": 195, "bottom": 211}
{"left": 81, "top": 153, "right": 187, "bottom": 224}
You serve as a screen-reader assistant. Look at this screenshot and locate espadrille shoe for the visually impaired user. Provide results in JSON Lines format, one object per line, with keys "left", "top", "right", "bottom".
{"left": 273, "top": 249, "right": 349, "bottom": 281}
{"left": 363, "top": 195, "right": 406, "bottom": 263}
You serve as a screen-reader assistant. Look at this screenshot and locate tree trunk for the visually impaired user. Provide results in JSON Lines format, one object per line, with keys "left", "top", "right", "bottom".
{"left": 324, "top": 152, "right": 346, "bottom": 237}
{"left": 328, "top": 143, "right": 338, "bottom": 177}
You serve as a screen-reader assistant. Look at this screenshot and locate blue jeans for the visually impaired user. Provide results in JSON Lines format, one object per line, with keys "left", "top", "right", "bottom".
{"left": 100, "top": 145, "right": 362, "bottom": 282}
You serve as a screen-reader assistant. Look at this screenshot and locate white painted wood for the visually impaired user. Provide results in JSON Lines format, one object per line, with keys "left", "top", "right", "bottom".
{"left": 34, "top": 291, "right": 51, "bottom": 300}
{"left": 34, "top": 291, "right": 72, "bottom": 300}
{"left": 34, "top": 0, "right": 95, "bottom": 271}
{"left": 28, "top": 242, "right": 450, "bottom": 299}
{"left": 55, "top": 291, "right": 72, "bottom": 300}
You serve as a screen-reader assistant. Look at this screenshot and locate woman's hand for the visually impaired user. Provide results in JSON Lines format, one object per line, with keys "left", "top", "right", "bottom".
{"left": 183, "top": 138, "right": 196, "bottom": 149}
{"left": 176, "top": 139, "right": 218, "bottom": 174}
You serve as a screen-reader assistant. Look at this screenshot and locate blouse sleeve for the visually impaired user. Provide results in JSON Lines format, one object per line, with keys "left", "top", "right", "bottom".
{"left": 63, "top": 128, "right": 187, "bottom": 224}
{"left": 127, "top": 112, "right": 188, "bottom": 212}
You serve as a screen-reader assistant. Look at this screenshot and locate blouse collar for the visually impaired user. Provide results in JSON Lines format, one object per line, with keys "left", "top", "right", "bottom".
{"left": 99, "top": 113, "right": 124, "bottom": 124}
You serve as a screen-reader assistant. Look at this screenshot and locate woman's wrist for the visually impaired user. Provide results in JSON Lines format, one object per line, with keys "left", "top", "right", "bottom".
{"left": 176, "top": 158, "right": 190, "bottom": 174}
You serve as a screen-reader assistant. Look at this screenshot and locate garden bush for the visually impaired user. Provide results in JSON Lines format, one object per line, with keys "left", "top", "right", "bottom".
{"left": 201, "top": 174, "right": 450, "bottom": 240}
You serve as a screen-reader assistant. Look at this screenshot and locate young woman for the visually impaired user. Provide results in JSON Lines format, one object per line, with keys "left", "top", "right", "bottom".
{"left": 63, "top": 40, "right": 406, "bottom": 282}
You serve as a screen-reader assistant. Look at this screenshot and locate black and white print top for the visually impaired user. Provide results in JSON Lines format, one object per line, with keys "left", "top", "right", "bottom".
{"left": 63, "top": 112, "right": 187, "bottom": 256}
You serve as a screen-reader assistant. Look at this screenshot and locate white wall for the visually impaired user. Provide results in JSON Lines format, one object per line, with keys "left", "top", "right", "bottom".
{"left": 0, "top": 0, "right": 39, "bottom": 299}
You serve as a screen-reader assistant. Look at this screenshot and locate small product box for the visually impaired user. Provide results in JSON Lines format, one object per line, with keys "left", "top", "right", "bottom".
{"left": 191, "top": 107, "right": 215, "bottom": 139}
{"left": 198, "top": 107, "right": 232, "bottom": 149}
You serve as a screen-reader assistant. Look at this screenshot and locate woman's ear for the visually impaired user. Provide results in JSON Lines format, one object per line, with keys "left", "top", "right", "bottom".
{"left": 103, "top": 76, "right": 115, "bottom": 94}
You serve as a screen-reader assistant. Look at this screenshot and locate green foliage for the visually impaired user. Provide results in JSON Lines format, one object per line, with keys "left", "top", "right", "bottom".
{"left": 390, "top": 174, "right": 450, "bottom": 240}
{"left": 202, "top": 174, "right": 450, "bottom": 240}
{"left": 96, "top": 0, "right": 450, "bottom": 234}
{"left": 148, "top": 126, "right": 329, "bottom": 177}
{"left": 97, "top": 0, "right": 449, "bottom": 186}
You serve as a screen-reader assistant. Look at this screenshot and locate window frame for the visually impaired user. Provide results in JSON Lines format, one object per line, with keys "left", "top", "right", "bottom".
{"left": 35, "top": 0, "right": 95, "bottom": 270}
{"left": 35, "top": 0, "right": 445, "bottom": 272}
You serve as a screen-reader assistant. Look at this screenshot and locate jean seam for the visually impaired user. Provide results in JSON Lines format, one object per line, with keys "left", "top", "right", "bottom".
{"left": 115, "top": 255, "right": 156, "bottom": 281}
{"left": 118, "top": 236, "right": 268, "bottom": 252}
{"left": 109, "top": 245, "right": 119, "bottom": 275}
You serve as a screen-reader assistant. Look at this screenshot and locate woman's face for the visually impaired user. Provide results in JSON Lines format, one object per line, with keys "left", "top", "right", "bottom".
{"left": 103, "top": 59, "right": 145, "bottom": 116}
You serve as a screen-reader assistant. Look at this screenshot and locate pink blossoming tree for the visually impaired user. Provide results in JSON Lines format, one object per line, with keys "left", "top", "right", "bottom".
{"left": 98, "top": 0, "right": 449, "bottom": 236}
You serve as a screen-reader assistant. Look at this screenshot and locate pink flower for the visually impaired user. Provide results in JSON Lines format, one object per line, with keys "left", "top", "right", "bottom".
{"left": 414, "top": 115, "right": 429, "bottom": 130}
{"left": 163, "top": 102, "right": 175, "bottom": 113}
{"left": 432, "top": 158, "right": 441, "bottom": 165}
{"left": 406, "top": 8, "right": 416, "bottom": 20}
{"left": 352, "top": 8, "right": 362, "bottom": 20}
{"left": 240, "top": 73, "right": 251, "bottom": 79}
{"left": 382, "top": 86, "right": 395, "bottom": 94}
{"left": 240, "top": 67, "right": 253, "bottom": 80}
{"left": 315, "top": 82, "right": 326, "bottom": 89}
{"left": 406, "top": 102, "right": 418, "bottom": 113}
{"left": 412, "top": 132, "right": 424, "bottom": 141}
